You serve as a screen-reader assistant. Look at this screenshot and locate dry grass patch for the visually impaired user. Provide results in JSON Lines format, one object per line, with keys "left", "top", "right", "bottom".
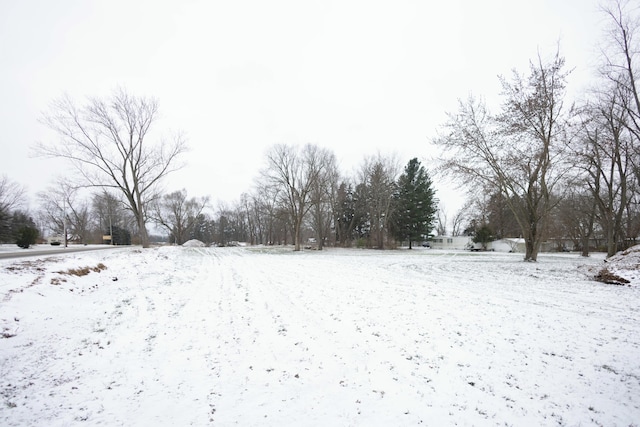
{"left": 4, "top": 258, "right": 59, "bottom": 273}
{"left": 595, "top": 267, "right": 630, "bottom": 286}
{"left": 50, "top": 263, "right": 107, "bottom": 285}
{"left": 56, "top": 263, "right": 107, "bottom": 277}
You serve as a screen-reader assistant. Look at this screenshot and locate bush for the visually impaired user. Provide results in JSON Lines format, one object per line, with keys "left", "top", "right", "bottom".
{"left": 106, "top": 225, "right": 131, "bottom": 245}
{"left": 472, "top": 225, "right": 493, "bottom": 249}
{"left": 16, "top": 226, "right": 39, "bottom": 249}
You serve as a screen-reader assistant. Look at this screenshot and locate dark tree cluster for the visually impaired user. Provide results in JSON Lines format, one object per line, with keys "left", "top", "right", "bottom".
{"left": 0, "top": 175, "right": 38, "bottom": 248}
{"left": 11, "top": 211, "right": 39, "bottom": 249}
{"left": 176, "top": 151, "right": 438, "bottom": 251}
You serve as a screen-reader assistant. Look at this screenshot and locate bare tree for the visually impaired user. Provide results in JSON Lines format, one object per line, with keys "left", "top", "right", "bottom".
{"left": 575, "top": 82, "right": 635, "bottom": 256}
{"left": 600, "top": 0, "right": 640, "bottom": 150}
{"left": 625, "top": 192, "right": 640, "bottom": 245}
{"left": 435, "top": 206, "right": 448, "bottom": 236}
{"left": 152, "top": 189, "right": 209, "bottom": 245}
{"left": 450, "top": 206, "right": 468, "bottom": 237}
{"left": 554, "top": 188, "right": 597, "bottom": 256}
{"left": 251, "top": 182, "right": 287, "bottom": 245}
{"left": 435, "top": 51, "right": 571, "bottom": 261}
{"left": 229, "top": 199, "right": 250, "bottom": 244}
{"left": 213, "top": 201, "right": 251, "bottom": 246}
{"left": 238, "top": 193, "right": 260, "bottom": 245}
{"left": 308, "top": 148, "right": 339, "bottom": 250}
{"left": 590, "top": 0, "right": 640, "bottom": 254}
{"left": 37, "top": 88, "right": 187, "bottom": 248}
{"left": 0, "top": 175, "right": 25, "bottom": 213}
{"left": 484, "top": 191, "right": 521, "bottom": 240}
{"left": 37, "top": 179, "right": 91, "bottom": 244}
{"left": 261, "top": 144, "right": 330, "bottom": 251}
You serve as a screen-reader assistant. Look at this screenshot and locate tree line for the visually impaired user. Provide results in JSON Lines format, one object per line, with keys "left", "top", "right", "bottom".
{"left": 2, "top": 0, "right": 638, "bottom": 260}
{"left": 0, "top": 149, "right": 438, "bottom": 252}
{"left": 434, "top": 0, "right": 640, "bottom": 260}
{"left": 0, "top": 86, "right": 432, "bottom": 251}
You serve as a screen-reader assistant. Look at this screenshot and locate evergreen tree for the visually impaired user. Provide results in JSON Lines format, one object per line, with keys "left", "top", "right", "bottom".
{"left": 189, "top": 213, "right": 215, "bottom": 244}
{"left": 16, "top": 226, "right": 39, "bottom": 249}
{"left": 334, "top": 182, "right": 368, "bottom": 247}
{"left": 391, "top": 158, "right": 437, "bottom": 249}
{"left": 11, "top": 211, "right": 39, "bottom": 249}
{"left": 107, "top": 225, "right": 131, "bottom": 245}
{"left": 0, "top": 209, "right": 10, "bottom": 243}
{"left": 472, "top": 225, "right": 494, "bottom": 250}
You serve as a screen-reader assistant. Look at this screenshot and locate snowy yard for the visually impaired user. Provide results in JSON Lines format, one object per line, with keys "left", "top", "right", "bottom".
{"left": 1, "top": 246, "right": 639, "bottom": 426}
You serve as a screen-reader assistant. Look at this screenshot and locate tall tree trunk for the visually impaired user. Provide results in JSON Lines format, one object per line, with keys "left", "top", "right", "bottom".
{"left": 524, "top": 237, "right": 535, "bottom": 261}
{"left": 138, "top": 219, "right": 149, "bottom": 248}
{"left": 293, "top": 218, "right": 301, "bottom": 251}
{"left": 581, "top": 235, "right": 590, "bottom": 257}
{"left": 523, "top": 217, "right": 543, "bottom": 261}
{"left": 607, "top": 223, "right": 617, "bottom": 257}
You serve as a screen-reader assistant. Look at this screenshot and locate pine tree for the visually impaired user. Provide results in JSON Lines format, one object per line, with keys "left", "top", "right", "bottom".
{"left": 334, "top": 182, "right": 368, "bottom": 247}
{"left": 11, "top": 211, "right": 39, "bottom": 249}
{"left": 16, "top": 226, "right": 38, "bottom": 249}
{"left": 392, "top": 158, "right": 437, "bottom": 249}
{"left": 472, "top": 225, "right": 493, "bottom": 250}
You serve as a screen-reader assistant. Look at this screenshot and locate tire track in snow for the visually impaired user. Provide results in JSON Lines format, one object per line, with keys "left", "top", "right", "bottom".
{"left": 2, "top": 246, "right": 638, "bottom": 426}
{"left": 208, "top": 250, "right": 452, "bottom": 425}
{"left": 206, "top": 248, "right": 640, "bottom": 425}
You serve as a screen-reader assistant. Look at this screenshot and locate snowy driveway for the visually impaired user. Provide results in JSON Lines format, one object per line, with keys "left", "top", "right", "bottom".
{"left": 1, "top": 247, "right": 639, "bottom": 426}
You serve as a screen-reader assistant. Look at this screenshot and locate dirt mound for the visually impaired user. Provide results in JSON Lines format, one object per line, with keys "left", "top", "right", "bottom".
{"left": 596, "top": 245, "right": 640, "bottom": 286}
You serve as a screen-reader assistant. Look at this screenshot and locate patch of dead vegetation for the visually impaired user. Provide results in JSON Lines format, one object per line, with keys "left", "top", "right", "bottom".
{"left": 50, "top": 277, "right": 66, "bottom": 286}
{"left": 50, "top": 263, "right": 107, "bottom": 285}
{"left": 2, "top": 264, "right": 47, "bottom": 302}
{"left": 594, "top": 244, "right": 640, "bottom": 286}
{"left": 3, "top": 258, "right": 60, "bottom": 273}
{"left": 55, "top": 263, "right": 107, "bottom": 277}
{"left": 595, "top": 267, "right": 631, "bottom": 286}
{"left": 5, "top": 264, "right": 45, "bottom": 273}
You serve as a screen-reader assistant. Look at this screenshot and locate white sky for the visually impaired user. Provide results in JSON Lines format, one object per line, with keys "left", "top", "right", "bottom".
{"left": 1, "top": 0, "right": 603, "bottom": 214}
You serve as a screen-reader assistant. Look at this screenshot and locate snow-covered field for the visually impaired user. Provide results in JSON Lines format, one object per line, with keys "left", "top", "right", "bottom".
{"left": 1, "top": 246, "right": 639, "bottom": 426}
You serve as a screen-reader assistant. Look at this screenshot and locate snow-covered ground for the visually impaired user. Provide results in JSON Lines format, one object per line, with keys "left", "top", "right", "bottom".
{"left": 1, "top": 246, "right": 638, "bottom": 426}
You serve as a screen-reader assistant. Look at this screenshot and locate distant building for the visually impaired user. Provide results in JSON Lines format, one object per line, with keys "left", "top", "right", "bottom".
{"left": 430, "top": 236, "right": 473, "bottom": 250}
{"left": 430, "top": 235, "right": 578, "bottom": 253}
{"left": 47, "top": 235, "right": 63, "bottom": 245}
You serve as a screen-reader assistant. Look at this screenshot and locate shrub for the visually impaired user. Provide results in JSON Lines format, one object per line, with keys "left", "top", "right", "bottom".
{"left": 472, "top": 225, "right": 493, "bottom": 249}
{"left": 16, "top": 226, "right": 39, "bottom": 249}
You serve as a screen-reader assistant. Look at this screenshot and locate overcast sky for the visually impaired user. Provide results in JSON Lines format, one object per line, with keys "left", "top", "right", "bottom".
{"left": 1, "top": 0, "right": 604, "bottom": 214}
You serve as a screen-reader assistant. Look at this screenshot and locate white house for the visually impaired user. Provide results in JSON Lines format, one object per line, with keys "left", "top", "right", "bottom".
{"left": 430, "top": 236, "right": 473, "bottom": 250}
{"left": 430, "top": 236, "right": 564, "bottom": 253}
